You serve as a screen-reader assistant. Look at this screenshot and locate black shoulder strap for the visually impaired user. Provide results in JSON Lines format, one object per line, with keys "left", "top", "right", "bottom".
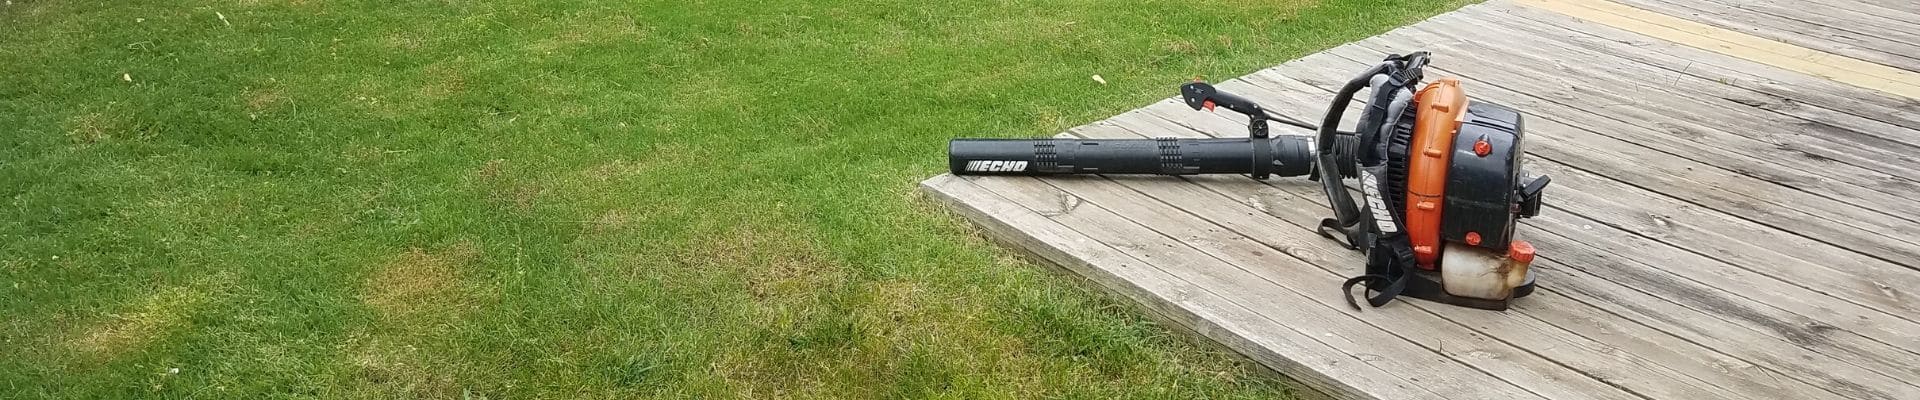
{"left": 1324, "top": 52, "right": 1445, "bottom": 310}
{"left": 1319, "top": 159, "right": 1416, "bottom": 309}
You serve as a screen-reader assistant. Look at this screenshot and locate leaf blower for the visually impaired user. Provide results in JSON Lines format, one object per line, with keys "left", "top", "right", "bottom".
{"left": 946, "top": 53, "right": 1552, "bottom": 310}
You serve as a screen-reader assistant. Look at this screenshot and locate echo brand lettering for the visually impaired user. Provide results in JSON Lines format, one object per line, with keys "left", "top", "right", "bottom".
{"left": 965, "top": 160, "right": 1028, "bottom": 172}
{"left": 1360, "top": 170, "right": 1398, "bottom": 233}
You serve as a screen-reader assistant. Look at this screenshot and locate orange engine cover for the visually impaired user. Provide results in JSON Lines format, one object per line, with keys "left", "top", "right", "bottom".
{"left": 1405, "top": 78, "right": 1468, "bottom": 269}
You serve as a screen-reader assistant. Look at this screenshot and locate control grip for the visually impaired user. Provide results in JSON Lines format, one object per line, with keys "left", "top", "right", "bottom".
{"left": 1180, "top": 82, "right": 1265, "bottom": 118}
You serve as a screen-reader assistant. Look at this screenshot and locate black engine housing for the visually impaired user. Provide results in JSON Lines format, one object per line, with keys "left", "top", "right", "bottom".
{"left": 1439, "top": 101, "right": 1526, "bottom": 251}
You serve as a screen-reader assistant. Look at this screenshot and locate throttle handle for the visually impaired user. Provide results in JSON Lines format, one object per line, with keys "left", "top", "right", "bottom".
{"left": 1181, "top": 81, "right": 1265, "bottom": 118}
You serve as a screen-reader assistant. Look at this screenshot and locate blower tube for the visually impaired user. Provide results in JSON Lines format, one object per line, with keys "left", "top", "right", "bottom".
{"left": 948, "top": 136, "right": 1316, "bottom": 178}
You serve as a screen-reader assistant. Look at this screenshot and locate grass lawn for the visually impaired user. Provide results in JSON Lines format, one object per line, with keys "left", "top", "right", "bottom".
{"left": 1, "top": 0, "right": 1467, "bottom": 397}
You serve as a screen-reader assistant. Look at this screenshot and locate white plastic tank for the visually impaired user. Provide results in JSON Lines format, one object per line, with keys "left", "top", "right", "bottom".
{"left": 1439, "top": 241, "right": 1535, "bottom": 300}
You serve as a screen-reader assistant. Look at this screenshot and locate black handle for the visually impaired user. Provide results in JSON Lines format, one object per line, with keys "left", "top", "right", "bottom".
{"left": 1180, "top": 82, "right": 1265, "bottom": 118}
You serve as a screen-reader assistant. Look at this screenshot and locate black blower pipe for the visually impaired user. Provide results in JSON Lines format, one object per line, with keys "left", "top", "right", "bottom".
{"left": 952, "top": 81, "right": 1328, "bottom": 177}
{"left": 948, "top": 136, "right": 1316, "bottom": 178}
{"left": 949, "top": 81, "right": 1320, "bottom": 180}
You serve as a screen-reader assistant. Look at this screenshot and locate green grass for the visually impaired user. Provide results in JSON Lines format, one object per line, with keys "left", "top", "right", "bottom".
{"left": 0, "top": 0, "right": 1467, "bottom": 397}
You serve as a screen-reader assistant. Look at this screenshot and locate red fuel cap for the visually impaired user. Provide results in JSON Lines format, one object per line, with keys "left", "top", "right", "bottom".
{"left": 1473, "top": 138, "right": 1492, "bottom": 157}
{"left": 1508, "top": 241, "right": 1536, "bottom": 263}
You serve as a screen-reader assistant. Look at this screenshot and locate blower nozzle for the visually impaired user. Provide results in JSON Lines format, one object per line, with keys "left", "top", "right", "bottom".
{"left": 948, "top": 136, "right": 1315, "bottom": 178}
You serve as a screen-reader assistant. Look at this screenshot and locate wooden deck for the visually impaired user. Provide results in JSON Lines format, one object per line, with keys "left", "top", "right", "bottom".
{"left": 920, "top": 0, "right": 1920, "bottom": 399}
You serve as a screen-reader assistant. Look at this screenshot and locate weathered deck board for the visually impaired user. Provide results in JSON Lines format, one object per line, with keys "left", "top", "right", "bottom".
{"left": 1693, "top": 0, "right": 1920, "bottom": 46}
{"left": 1471, "top": 3, "right": 1920, "bottom": 134}
{"left": 1232, "top": 55, "right": 1920, "bottom": 398}
{"left": 1613, "top": 0, "right": 1920, "bottom": 72}
{"left": 1444, "top": 6, "right": 1920, "bottom": 174}
{"left": 1114, "top": 79, "right": 1920, "bottom": 400}
{"left": 1073, "top": 117, "right": 1841, "bottom": 400}
{"left": 922, "top": 0, "right": 1920, "bottom": 398}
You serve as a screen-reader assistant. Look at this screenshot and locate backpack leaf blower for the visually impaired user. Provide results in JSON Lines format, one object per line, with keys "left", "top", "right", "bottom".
{"left": 947, "top": 53, "right": 1552, "bottom": 311}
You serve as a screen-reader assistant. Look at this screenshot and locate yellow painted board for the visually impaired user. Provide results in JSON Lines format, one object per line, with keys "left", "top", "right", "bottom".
{"left": 1511, "top": 0, "right": 1920, "bottom": 100}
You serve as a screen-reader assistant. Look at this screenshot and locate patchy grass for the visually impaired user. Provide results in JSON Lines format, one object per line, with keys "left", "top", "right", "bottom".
{"left": 0, "top": 0, "right": 1469, "bottom": 397}
{"left": 360, "top": 243, "right": 479, "bottom": 321}
{"left": 69, "top": 283, "right": 216, "bottom": 360}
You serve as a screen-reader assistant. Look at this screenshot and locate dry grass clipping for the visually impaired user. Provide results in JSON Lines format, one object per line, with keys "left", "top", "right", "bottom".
{"left": 69, "top": 285, "right": 212, "bottom": 360}
{"left": 476, "top": 159, "right": 544, "bottom": 213}
{"left": 244, "top": 88, "right": 287, "bottom": 111}
{"left": 66, "top": 113, "right": 117, "bottom": 144}
{"left": 695, "top": 223, "right": 844, "bottom": 302}
{"left": 344, "top": 334, "right": 463, "bottom": 397}
{"left": 362, "top": 242, "right": 479, "bottom": 320}
{"left": 347, "top": 243, "right": 484, "bottom": 397}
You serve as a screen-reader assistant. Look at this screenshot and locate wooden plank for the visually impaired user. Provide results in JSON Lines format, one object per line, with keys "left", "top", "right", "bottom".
{"left": 1440, "top": 6, "right": 1920, "bottom": 159}
{"left": 989, "top": 174, "right": 1571, "bottom": 400}
{"left": 1109, "top": 78, "right": 1920, "bottom": 399}
{"left": 1281, "top": 57, "right": 1920, "bottom": 275}
{"left": 1267, "top": 49, "right": 1920, "bottom": 320}
{"left": 1610, "top": 0, "right": 1920, "bottom": 72}
{"left": 1089, "top": 107, "right": 1876, "bottom": 400}
{"left": 1369, "top": 18, "right": 1920, "bottom": 218}
{"left": 1507, "top": 0, "right": 1920, "bottom": 100}
{"left": 1473, "top": 1, "right": 1920, "bottom": 132}
{"left": 975, "top": 176, "right": 1543, "bottom": 400}
{"left": 1512, "top": 164, "right": 1920, "bottom": 381}
{"left": 1050, "top": 120, "right": 1676, "bottom": 400}
{"left": 963, "top": 174, "right": 1516, "bottom": 400}
{"left": 1414, "top": 7, "right": 1920, "bottom": 253}
{"left": 1159, "top": 41, "right": 1920, "bottom": 361}
{"left": 1780, "top": 0, "right": 1920, "bottom": 21}
{"left": 1696, "top": 0, "right": 1920, "bottom": 41}
{"left": 1115, "top": 96, "right": 1920, "bottom": 400}
{"left": 1067, "top": 117, "right": 1757, "bottom": 400}
{"left": 1345, "top": 23, "right": 1920, "bottom": 237}
{"left": 1096, "top": 103, "right": 1862, "bottom": 397}
{"left": 1379, "top": 10, "right": 1920, "bottom": 266}
{"left": 1235, "top": 49, "right": 1920, "bottom": 376}
{"left": 920, "top": 174, "right": 1431, "bottom": 400}
{"left": 1235, "top": 52, "right": 1920, "bottom": 323}
{"left": 1683, "top": 0, "right": 1920, "bottom": 43}
{"left": 1448, "top": 5, "right": 1920, "bottom": 154}
{"left": 923, "top": 4, "right": 1920, "bottom": 399}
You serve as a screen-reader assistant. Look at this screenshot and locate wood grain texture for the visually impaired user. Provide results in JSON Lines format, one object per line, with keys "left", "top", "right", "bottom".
{"left": 1224, "top": 57, "right": 1920, "bottom": 399}
{"left": 1467, "top": 2, "right": 1920, "bottom": 134}
{"left": 1611, "top": 0, "right": 1920, "bottom": 72}
{"left": 1120, "top": 74, "right": 1918, "bottom": 400}
{"left": 920, "top": 1, "right": 1920, "bottom": 398}
{"left": 1509, "top": 0, "right": 1920, "bottom": 99}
